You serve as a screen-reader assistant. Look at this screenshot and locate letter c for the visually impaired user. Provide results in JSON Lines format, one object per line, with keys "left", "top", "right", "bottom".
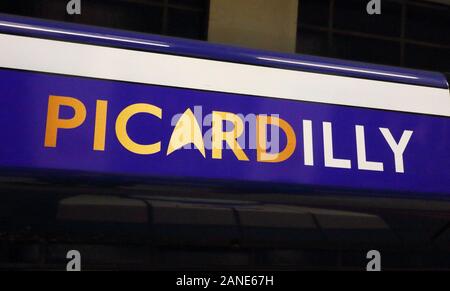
{"left": 115, "top": 103, "right": 162, "bottom": 155}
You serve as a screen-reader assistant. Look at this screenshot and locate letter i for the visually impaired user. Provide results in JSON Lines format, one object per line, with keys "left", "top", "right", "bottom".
{"left": 303, "top": 120, "right": 314, "bottom": 166}
{"left": 93, "top": 100, "right": 108, "bottom": 151}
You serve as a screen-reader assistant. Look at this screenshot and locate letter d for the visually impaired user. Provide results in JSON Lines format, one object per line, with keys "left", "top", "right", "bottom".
{"left": 257, "top": 115, "right": 296, "bottom": 163}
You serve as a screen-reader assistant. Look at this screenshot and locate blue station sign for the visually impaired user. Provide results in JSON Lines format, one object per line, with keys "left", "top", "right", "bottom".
{"left": 0, "top": 15, "right": 449, "bottom": 197}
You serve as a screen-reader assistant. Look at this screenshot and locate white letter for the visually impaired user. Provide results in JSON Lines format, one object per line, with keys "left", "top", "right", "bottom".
{"left": 204, "top": 278, "right": 210, "bottom": 289}
{"left": 366, "top": 0, "right": 381, "bottom": 15}
{"left": 356, "top": 125, "right": 384, "bottom": 171}
{"left": 323, "top": 122, "right": 351, "bottom": 169}
{"left": 380, "top": 128, "right": 413, "bottom": 173}
{"left": 67, "top": 0, "right": 81, "bottom": 15}
{"left": 366, "top": 250, "right": 381, "bottom": 271}
{"left": 66, "top": 250, "right": 81, "bottom": 271}
{"left": 303, "top": 120, "right": 314, "bottom": 166}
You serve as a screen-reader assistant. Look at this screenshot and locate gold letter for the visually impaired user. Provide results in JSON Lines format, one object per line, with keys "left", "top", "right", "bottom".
{"left": 167, "top": 108, "right": 205, "bottom": 157}
{"left": 257, "top": 115, "right": 296, "bottom": 163}
{"left": 115, "top": 103, "right": 162, "bottom": 155}
{"left": 212, "top": 111, "right": 249, "bottom": 161}
{"left": 44, "top": 95, "right": 86, "bottom": 147}
{"left": 93, "top": 100, "right": 108, "bottom": 151}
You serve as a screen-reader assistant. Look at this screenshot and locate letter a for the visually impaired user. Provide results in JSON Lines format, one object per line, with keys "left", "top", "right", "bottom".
{"left": 366, "top": 0, "right": 381, "bottom": 15}
{"left": 67, "top": 0, "right": 81, "bottom": 15}
{"left": 167, "top": 108, "right": 206, "bottom": 157}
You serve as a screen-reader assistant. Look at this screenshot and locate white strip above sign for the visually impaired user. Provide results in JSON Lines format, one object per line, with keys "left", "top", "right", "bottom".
{"left": 0, "top": 33, "right": 449, "bottom": 116}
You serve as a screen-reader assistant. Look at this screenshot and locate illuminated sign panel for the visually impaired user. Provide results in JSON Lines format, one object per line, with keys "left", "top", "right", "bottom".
{"left": 0, "top": 20, "right": 448, "bottom": 196}
{"left": 42, "top": 94, "right": 414, "bottom": 173}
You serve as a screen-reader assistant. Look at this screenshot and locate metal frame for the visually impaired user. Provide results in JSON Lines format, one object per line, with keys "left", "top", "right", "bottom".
{"left": 0, "top": 13, "right": 446, "bottom": 89}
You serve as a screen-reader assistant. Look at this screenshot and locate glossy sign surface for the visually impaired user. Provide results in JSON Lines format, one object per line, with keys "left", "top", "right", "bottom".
{"left": 0, "top": 15, "right": 448, "bottom": 197}
{"left": 0, "top": 68, "right": 448, "bottom": 195}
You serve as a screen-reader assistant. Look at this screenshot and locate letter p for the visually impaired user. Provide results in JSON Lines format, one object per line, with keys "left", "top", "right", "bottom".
{"left": 44, "top": 95, "right": 86, "bottom": 147}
